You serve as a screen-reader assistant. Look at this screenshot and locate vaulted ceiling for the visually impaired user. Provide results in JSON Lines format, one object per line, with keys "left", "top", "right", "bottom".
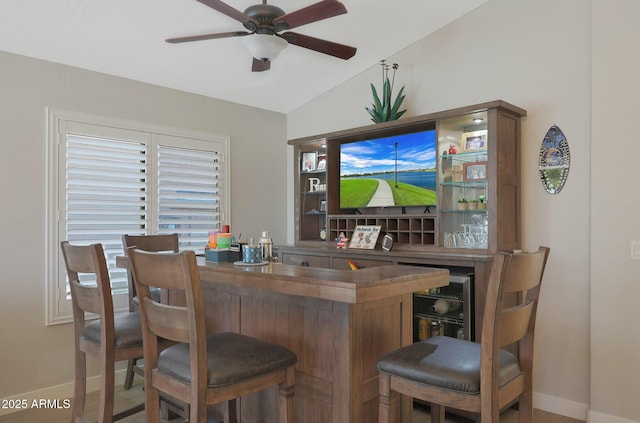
{"left": 0, "top": 0, "right": 488, "bottom": 113}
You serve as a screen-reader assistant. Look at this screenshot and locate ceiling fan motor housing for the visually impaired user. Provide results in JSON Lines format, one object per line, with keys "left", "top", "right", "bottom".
{"left": 243, "top": 4, "right": 287, "bottom": 33}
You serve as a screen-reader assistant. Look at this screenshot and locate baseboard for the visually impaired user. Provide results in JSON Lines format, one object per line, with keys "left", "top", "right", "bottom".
{"left": 587, "top": 410, "right": 639, "bottom": 423}
{"left": 0, "top": 370, "right": 127, "bottom": 417}
{"left": 534, "top": 391, "right": 588, "bottom": 421}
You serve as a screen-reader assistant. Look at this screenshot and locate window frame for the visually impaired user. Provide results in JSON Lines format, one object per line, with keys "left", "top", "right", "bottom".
{"left": 46, "top": 108, "right": 230, "bottom": 325}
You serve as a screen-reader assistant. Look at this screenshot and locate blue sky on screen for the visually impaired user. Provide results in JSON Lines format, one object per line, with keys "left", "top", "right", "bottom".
{"left": 340, "top": 130, "right": 436, "bottom": 176}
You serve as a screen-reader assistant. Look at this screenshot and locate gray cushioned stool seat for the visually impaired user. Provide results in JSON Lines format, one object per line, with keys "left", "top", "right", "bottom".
{"left": 158, "top": 332, "right": 298, "bottom": 387}
{"left": 84, "top": 311, "right": 143, "bottom": 349}
{"left": 377, "top": 335, "right": 520, "bottom": 393}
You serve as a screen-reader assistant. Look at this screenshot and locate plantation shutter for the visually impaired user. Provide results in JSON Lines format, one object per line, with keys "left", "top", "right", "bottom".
{"left": 63, "top": 132, "right": 147, "bottom": 306}
{"left": 49, "top": 111, "right": 230, "bottom": 324}
{"left": 157, "top": 143, "right": 221, "bottom": 252}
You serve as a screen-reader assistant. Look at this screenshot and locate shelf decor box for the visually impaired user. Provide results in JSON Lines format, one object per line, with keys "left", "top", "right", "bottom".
{"left": 205, "top": 248, "right": 230, "bottom": 262}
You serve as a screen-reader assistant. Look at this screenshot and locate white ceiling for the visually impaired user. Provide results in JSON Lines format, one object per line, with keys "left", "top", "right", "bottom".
{"left": 0, "top": 0, "right": 488, "bottom": 113}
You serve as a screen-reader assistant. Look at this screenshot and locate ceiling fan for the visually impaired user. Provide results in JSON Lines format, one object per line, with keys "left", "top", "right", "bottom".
{"left": 166, "top": 0, "right": 357, "bottom": 72}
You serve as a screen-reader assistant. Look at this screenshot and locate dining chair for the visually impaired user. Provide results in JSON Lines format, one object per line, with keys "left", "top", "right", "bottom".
{"left": 60, "top": 241, "right": 145, "bottom": 423}
{"left": 377, "top": 246, "right": 550, "bottom": 423}
{"left": 121, "top": 233, "right": 179, "bottom": 390}
{"left": 127, "top": 247, "right": 298, "bottom": 423}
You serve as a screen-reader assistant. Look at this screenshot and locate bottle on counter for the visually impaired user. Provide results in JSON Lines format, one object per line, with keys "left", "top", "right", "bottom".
{"left": 259, "top": 231, "right": 273, "bottom": 262}
{"left": 418, "top": 318, "right": 431, "bottom": 341}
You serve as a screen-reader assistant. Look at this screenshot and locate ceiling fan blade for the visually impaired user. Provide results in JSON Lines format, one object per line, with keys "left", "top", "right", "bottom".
{"left": 252, "top": 58, "right": 271, "bottom": 72}
{"left": 280, "top": 32, "right": 356, "bottom": 60}
{"left": 272, "top": 0, "right": 347, "bottom": 31}
{"left": 166, "top": 31, "right": 250, "bottom": 44}
{"left": 196, "top": 0, "right": 252, "bottom": 23}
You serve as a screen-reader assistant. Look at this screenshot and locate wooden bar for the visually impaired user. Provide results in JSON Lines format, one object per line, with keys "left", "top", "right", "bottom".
{"left": 117, "top": 256, "right": 449, "bottom": 422}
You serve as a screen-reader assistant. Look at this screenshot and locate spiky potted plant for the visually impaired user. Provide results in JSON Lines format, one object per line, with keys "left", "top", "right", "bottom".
{"left": 365, "top": 60, "right": 407, "bottom": 123}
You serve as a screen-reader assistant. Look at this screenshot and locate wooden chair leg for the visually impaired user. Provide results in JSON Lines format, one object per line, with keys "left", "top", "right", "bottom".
{"left": 97, "top": 355, "right": 116, "bottom": 423}
{"left": 278, "top": 367, "right": 296, "bottom": 423}
{"left": 378, "top": 373, "right": 393, "bottom": 423}
{"left": 519, "top": 388, "right": 534, "bottom": 423}
{"left": 479, "top": 400, "right": 500, "bottom": 423}
{"left": 71, "top": 350, "right": 87, "bottom": 423}
{"left": 189, "top": 394, "right": 207, "bottom": 423}
{"left": 431, "top": 404, "right": 445, "bottom": 423}
{"left": 145, "top": 384, "right": 161, "bottom": 423}
{"left": 123, "top": 358, "right": 136, "bottom": 390}
{"left": 160, "top": 401, "right": 170, "bottom": 420}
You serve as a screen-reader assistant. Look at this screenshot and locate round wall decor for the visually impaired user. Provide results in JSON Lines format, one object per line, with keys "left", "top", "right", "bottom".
{"left": 538, "top": 125, "right": 570, "bottom": 194}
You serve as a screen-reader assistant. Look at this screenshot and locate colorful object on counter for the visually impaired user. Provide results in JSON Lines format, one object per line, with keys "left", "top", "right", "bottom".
{"left": 216, "top": 233, "right": 233, "bottom": 249}
{"left": 208, "top": 231, "right": 219, "bottom": 248}
{"left": 336, "top": 232, "right": 348, "bottom": 250}
{"left": 242, "top": 244, "right": 262, "bottom": 264}
{"left": 346, "top": 259, "right": 359, "bottom": 270}
{"left": 222, "top": 224, "right": 230, "bottom": 233}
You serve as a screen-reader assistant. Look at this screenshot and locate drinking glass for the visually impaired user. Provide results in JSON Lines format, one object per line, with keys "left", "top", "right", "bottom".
{"left": 444, "top": 232, "right": 457, "bottom": 248}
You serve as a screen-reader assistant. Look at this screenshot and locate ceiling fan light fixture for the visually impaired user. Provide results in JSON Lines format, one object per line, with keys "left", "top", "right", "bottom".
{"left": 243, "top": 34, "right": 287, "bottom": 61}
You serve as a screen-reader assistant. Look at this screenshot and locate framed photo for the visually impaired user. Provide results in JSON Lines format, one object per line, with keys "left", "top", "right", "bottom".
{"left": 317, "top": 153, "right": 327, "bottom": 170}
{"left": 348, "top": 225, "right": 382, "bottom": 249}
{"left": 463, "top": 161, "right": 487, "bottom": 181}
{"left": 462, "top": 130, "right": 487, "bottom": 151}
{"left": 301, "top": 152, "right": 318, "bottom": 172}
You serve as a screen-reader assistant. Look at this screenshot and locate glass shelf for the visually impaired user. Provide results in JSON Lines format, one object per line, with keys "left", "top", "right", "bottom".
{"left": 441, "top": 181, "right": 487, "bottom": 188}
{"left": 442, "top": 151, "right": 487, "bottom": 160}
{"left": 441, "top": 209, "right": 487, "bottom": 213}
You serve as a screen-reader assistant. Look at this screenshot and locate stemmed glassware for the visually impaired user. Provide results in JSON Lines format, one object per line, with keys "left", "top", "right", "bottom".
{"left": 469, "top": 214, "right": 487, "bottom": 248}
{"left": 443, "top": 216, "right": 488, "bottom": 249}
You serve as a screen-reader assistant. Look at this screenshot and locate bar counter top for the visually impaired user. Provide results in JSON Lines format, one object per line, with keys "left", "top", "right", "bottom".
{"left": 194, "top": 258, "right": 449, "bottom": 304}
{"left": 117, "top": 255, "right": 449, "bottom": 304}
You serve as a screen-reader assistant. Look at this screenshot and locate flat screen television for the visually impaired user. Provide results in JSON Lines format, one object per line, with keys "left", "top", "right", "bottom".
{"left": 340, "top": 129, "right": 437, "bottom": 209}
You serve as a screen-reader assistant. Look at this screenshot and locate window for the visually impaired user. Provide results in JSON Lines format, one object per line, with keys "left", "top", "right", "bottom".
{"left": 46, "top": 109, "right": 230, "bottom": 325}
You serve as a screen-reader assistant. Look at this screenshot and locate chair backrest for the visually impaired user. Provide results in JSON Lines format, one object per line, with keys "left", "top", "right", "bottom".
{"left": 122, "top": 234, "right": 179, "bottom": 309}
{"left": 127, "top": 248, "right": 207, "bottom": 384}
{"left": 60, "top": 241, "right": 114, "bottom": 346}
{"left": 479, "top": 247, "right": 549, "bottom": 402}
{"left": 121, "top": 234, "right": 179, "bottom": 253}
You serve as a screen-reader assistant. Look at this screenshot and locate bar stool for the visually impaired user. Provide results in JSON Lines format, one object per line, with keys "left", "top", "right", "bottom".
{"left": 377, "top": 247, "right": 550, "bottom": 423}
{"left": 121, "top": 233, "right": 179, "bottom": 390}
{"left": 127, "top": 247, "right": 298, "bottom": 423}
{"left": 60, "top": 241, "right": 145, "bottom": 423}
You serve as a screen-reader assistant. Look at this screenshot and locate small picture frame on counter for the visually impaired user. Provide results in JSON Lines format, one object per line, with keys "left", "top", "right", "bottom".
{"left": 349, "top": 225, "right": 382, "bottom": 249}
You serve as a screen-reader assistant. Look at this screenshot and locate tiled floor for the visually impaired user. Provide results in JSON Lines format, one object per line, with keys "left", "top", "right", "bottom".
{"left": 412, "top": 401, "right": 584, "bottom": 423}
{"left": 0, "top": 381, "right": 584, "bottom": 423}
